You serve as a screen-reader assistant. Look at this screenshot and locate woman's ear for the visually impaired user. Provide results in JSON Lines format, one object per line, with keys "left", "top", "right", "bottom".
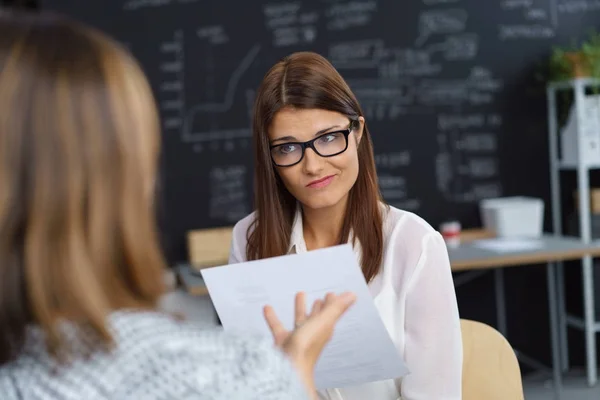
{"left": 355, "top": 116, "right": 365, "bottom": 145}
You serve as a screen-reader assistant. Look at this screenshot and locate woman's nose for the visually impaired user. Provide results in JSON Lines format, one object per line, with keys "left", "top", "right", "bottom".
{"left": 302, "top": 147, "right": 324, "bottom": 174}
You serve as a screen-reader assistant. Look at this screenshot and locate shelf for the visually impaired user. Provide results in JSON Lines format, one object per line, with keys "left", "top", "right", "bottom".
{"left": 566, "top": 314, "right": 600, "bottom": 333}
{"left": 558, "top": 161, "right": 600, "bottom": 170}
{"left": 547, "top": 78, "right": 600, "bottom": 385}
{"left": 548, "top": 78, "right": 600, "bottom": 91}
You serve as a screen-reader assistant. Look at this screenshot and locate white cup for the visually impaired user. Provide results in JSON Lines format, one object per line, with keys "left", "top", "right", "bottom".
{"left": 440, "top": 221, "right": 461, "bottom": 248}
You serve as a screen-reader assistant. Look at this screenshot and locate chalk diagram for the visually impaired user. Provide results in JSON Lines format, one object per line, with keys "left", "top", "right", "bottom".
{"left": 158, "top": 30, "right": 260, "bottom": 152}
{"left": 435, "top": 113, "right": 502, "bottom": 203}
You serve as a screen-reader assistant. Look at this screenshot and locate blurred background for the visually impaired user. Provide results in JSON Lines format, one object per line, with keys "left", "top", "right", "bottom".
{"left": 5, "top": 0, "right": 600, "bottom": 397}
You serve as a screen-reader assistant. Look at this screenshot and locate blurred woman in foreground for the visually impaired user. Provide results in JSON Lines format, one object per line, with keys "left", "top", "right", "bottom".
{"left": 0, "top": 9, "right": 354, "bottom": 400}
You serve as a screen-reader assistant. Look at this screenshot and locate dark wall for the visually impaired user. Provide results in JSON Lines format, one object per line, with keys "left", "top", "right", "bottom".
{"left": 1, "top": 0, "right": 36, "bottom": 8}
{"left": 35, "top": 0, "right": 596, "bottom": 264}
{"left": 9, "top": 0, "right": 600, "bottom": 371}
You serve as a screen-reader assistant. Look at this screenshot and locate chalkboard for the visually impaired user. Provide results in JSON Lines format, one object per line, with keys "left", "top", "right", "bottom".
{"left": 40, "top": 0, "right": 600, "bottom": 263}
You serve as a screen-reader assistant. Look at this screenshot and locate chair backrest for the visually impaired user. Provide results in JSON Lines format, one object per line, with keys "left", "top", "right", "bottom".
{"left": 461, "top": 319, "right": 524, "bottom": 400}
{"left": 187, "top": 226, "right": 234, "bottom": 268}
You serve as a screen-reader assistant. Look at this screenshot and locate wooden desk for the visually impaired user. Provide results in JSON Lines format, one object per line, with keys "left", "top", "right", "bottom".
{"left": 450, "top": 235, "right": 600, "bottom": 271}
{"left": 448, "top": 235, "right": 600, "bottom": 400}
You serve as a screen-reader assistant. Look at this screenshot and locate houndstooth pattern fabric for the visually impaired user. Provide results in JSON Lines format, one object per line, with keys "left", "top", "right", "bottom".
{"left": 0, "top": 310, "right": 308, "bottom": 400}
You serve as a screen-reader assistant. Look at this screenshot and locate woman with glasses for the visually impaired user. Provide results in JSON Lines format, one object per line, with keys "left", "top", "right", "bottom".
{"left": 229, "top": 52, "right": 463, "bottom": 400}
{"left": 0, "top": 10, "right": 357, "bottom": 400}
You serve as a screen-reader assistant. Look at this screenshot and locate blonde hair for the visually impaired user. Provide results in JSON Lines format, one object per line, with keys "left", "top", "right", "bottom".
{"left": 0, "top": 9, "right": 167, "bottom": 364}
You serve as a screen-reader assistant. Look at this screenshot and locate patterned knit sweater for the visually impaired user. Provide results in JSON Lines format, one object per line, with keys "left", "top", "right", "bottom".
{"left": 0, "top": 310, "right": 308, "bottom": 400}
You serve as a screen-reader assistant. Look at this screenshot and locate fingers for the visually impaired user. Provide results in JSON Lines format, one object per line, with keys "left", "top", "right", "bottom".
{"left": 324, "top": 292, "right": 336, "bottom": 305}
{"left": 309, "top": 299, "right": 323, "bottom": 316}
{"left": 283, "top": 292, "right": 357, "bottom": 370}
{"left": 295, "top": 292, "right": 306, "bottom": 327}
{"left": 316, "top": 292, "right": 356, "bottom": 326}
{"left": 264, "top": 305, "right": 287, "bottom": 340}
{"left": 297, "top": 292, "right": 356, "bottom": 334}
{"left": 289, "top": 291, "right": 357, "bottom": 335}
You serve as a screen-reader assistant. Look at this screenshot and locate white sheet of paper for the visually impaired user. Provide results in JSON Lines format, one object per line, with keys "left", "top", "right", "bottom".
{"left": 474, "top": 238, "right": 544, "bottom": 253}
{"left": 201, "top": 244, "right": 409, "bottom": 390}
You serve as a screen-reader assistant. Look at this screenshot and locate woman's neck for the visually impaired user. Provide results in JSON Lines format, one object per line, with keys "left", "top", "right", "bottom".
{"left": 301, "top": 197, "right": 348, "bottom": 251}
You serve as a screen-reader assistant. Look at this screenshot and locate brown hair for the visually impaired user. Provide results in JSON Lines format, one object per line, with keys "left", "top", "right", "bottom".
{"left": 0, "top": 9, "right": 166, "bottom": 364}
{"left": 247, "top": 51, "right": 385, "bottom": 282}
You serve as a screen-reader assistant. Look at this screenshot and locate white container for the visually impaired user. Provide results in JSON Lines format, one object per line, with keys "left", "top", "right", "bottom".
{"left": 479, "top": 196, "right": 544, "bottom": 238}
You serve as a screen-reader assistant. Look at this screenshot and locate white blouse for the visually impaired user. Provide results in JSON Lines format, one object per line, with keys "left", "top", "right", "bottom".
{"left": 229, "top": 204, "right": 463, "bottom": 400}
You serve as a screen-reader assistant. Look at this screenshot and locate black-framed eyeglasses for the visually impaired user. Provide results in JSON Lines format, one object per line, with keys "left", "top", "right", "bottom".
{"left": 270, "top": 120, "right": 356, "bottom": 167}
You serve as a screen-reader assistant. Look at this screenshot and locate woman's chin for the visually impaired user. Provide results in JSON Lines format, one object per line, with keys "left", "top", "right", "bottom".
{"left": 300, "top": 194, "right": 346, "bottom": 212}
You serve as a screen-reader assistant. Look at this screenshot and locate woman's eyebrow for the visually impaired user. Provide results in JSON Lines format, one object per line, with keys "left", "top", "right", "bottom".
{"left": 314, "top": 124, "right": 342, "bottom": 136}
{"left": 270, "top": 124, "right": 343, "bottom": 144}
{"left": 271, "top": 135, "right": 297, "bottom": 144}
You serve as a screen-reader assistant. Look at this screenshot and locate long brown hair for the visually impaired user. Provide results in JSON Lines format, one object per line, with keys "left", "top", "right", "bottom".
{"left": 0, "top": 9, "right": 166, "bottom": 364}
{"left": 247, "top": 51, "right": 384, "bottom": 282}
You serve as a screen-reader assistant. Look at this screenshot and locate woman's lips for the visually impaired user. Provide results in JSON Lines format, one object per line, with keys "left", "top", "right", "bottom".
{"left": 306, "top": 175, "right": 335, "bottom": 189}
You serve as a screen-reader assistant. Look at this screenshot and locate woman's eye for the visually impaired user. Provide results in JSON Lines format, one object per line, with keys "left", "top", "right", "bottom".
{"left": 320, "top": 133, "right": 339, "bottom": 143}
{"left": 280, "top": 144, "right": 296, "bottom": 154}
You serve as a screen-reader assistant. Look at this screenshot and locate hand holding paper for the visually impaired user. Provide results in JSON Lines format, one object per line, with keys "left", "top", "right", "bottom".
{"left": 201, "top": 244, "right": 409, "bottom": 389}
{"left": 264, "top": 291, "right": 357, "bottom": 395}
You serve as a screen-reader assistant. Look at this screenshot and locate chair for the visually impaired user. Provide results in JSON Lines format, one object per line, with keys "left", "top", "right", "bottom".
{"left": 178, "top": 227, "right": 234, "bottom": 297}
{"left": 461, "top": 319, "right": 524, "bottom": 400}
{"left": 187, "top": 226, "right": 234, "bottom": 268}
